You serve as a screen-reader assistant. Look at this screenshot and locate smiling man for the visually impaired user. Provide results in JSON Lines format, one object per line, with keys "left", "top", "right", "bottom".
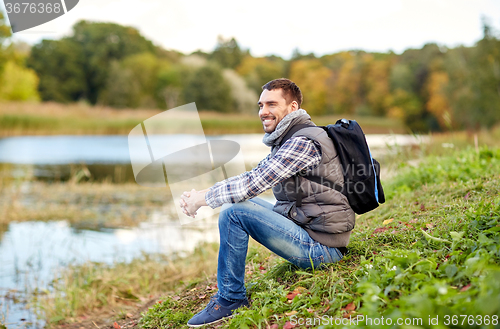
{"left": 180, "top": 78, "right": 354, "bottom": 327}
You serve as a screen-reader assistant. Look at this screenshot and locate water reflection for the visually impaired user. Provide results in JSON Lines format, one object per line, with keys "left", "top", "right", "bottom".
{"left": 0, "top": 162, "right": 136, "bottom": 184}
{"left": 0, "top": 213, "right": 221, "bottom": 328}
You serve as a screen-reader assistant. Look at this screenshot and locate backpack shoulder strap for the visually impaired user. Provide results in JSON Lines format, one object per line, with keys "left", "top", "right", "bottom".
{"left": 278, "top": 123, "right": 317, "bottom": 146}
{"left": 278, "top": 123, "right": 345, "bottom": 208}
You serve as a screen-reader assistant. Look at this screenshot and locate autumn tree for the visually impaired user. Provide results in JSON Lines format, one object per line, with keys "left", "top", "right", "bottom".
{"left": 289, "top": 59, "right": 331, "bottom": 115}
{"left": 236, "top": 56, "right": 285, "bottom": 94}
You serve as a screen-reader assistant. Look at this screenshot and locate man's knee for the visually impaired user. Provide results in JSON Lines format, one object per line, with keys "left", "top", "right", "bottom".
{"left": 219, "top": 201, "right": 253, "bottom": 226}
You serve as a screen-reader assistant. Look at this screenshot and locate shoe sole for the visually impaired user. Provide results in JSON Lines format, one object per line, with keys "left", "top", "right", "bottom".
{"left": 187, "top": 314, "right": 233, "bottom": 327}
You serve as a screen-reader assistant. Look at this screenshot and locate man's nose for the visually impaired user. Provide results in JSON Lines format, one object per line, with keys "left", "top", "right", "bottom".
{"left": 259, "top": 106, "right": 270, "bottom": 117}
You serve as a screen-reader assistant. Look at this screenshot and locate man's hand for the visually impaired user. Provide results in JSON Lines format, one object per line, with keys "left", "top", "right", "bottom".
{"left": 179, "top": 189, "right": 208, "bottom": 218}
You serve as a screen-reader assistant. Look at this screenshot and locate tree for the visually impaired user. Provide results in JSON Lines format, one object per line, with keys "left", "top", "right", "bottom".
{"left": 27, "top": 20, "right": 157, "bottom": 104}
{"left": 183, "top": 64, "right": 232, "bottom": 112}
{"left": 426, "top": 70, "right": 452, "bottom": 130}
{"left": 156, "top": 64, "right": 189, "bottom": 109}
{"left": 0, "top": 61, "right": 39, "bottom": 101}
{"left": 364, "top": 54, "right": 392, "bottom": 116}
{"left": 327, "top": 52, "right": 363, "bottom": 114}
{"left": 100, "top": 52, "right": 162, "bottom": 108}
{"left": 27, "top": 38, "right": 86, "bottom": 102}
{"left": 461, "top": 20, "right": 500, "bottom": 129}
{"left": 289, "top": 59, "right": 331, "bottom": 115}
{"left": 222, "top": 69, "right": 258, "bottom": 113}
{"left": 236, "top": 56, "right": 285, "bottom": 95}
{"left": 210, "top": 36, "right": 247, "bottom": 69}
{"left": 0, "top": 9, "right": 12, "bottom": 74}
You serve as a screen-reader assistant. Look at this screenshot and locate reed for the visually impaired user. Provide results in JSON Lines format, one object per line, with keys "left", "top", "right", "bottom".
{"left": 0, "top": 101, "right": 405, "bottom": 136}
{"left": 33, "top": 243, "right": 220, "bottom": 326}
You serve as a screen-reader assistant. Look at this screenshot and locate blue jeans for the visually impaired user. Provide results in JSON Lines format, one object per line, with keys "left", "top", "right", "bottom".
{"left": 217, "top": 197, "right": 344, "bottom": 302}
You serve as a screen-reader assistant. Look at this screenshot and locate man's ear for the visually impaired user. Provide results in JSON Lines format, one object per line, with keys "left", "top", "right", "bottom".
{"left": 290, "top": 101, "right": 299, "bottom": 112}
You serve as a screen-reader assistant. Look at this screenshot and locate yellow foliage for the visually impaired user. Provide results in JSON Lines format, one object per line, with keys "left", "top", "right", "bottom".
{"left": 0, "top": 61, "right": 40, "bottom": 101}
{"left": 329, "top": 53, "right": 361, "bottom": 114}
{"left": 365, "top": 59, "right": 391, "bottom": 115}
{"left": 236, "top": 56, "right": 283, "bottom": 90}
{"left": 426, "top": 71, "right": 452, "bottom": 129}
{"left": 290, "top": 59, "right": 331, "bottom": 115}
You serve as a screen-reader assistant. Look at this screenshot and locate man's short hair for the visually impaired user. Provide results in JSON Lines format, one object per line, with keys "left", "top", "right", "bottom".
{"left": 262, "top": 78, "right": 303, "bottom": 108}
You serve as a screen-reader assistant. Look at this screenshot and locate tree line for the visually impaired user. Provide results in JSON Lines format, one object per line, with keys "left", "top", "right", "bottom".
{"left": 1, "top": 11, "right": 499, "bottom": 132}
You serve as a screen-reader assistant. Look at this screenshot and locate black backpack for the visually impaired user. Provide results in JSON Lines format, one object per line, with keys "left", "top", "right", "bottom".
{"left": 280, "top": 119, "right": 385, "bottom": 214}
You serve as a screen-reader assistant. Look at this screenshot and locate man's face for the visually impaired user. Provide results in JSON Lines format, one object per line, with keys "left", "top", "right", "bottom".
{"left": 258, "top": 89, "right": 298, "bottom": 133}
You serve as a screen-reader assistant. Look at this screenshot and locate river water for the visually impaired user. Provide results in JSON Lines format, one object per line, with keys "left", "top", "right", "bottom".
{"left": 0, "top": 133, "right": 424, "bottom": 328}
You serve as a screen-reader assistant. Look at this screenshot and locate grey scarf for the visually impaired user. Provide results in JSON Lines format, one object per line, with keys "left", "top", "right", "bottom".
{"left": 262, "top": 109, "right": 312, "bottom": 147}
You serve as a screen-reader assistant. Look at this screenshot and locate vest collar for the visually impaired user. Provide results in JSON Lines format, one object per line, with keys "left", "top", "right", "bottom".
{"left": 262, "top": 109, "right": 311, "bottom": 147}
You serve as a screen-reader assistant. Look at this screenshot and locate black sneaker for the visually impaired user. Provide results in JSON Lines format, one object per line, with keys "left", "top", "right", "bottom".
{"left": 187, "top": 294, "right": 249, "bottom": 327}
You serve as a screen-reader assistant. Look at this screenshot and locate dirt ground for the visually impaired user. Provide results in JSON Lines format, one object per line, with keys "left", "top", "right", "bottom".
{"left": 55, "top": 275, "right": 226, "bottom": 329}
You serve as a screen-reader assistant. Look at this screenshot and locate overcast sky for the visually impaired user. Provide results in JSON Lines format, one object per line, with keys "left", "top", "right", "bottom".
{"left": 3, "top": 0, "right": 500, "bottom": 58}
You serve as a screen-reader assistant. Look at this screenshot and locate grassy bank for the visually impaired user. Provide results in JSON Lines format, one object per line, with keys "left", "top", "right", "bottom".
{"left": 33, "top": 243, "right": 220, "bottom": 328}
{"left": 139, "top": 146, "right": 500, "bottom": 328}
{"left": 0, "top": 102, "right": 405, "bottom": 136}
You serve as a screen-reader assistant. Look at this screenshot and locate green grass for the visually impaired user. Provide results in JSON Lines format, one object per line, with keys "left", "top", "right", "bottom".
{"left": 139, "top": 146, "right": 500, "bottom": 329}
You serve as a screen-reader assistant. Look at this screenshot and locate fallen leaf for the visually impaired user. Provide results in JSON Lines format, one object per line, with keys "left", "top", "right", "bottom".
{"left": 460, "top": 283, "right": 471, "bottom": 292}
{"left": 342, "top": 302, "right": 356, "bottom": 311}
{"left": 113, "top": 322, "right": 121, "bottom": 329}
{"left": 259, "top": 265, "right": 265, "bottom": 270}
{"left": 283, "top": 321, "right": 296, "bottom": 329}
{"left": 198, "top": 294, "right": 207, "bottom": 299}
{"left": 286, "top": 287, "right": 306, "bottom": 300}
{"left": 189, "top": 288, "right": 197, "bottom": 292}
{"left": 285, "top": 311, "right": 298, "bottom": 316}
{"left": 382, "top": 218, "right": 394, "bottom": 225}
{"left": 172, "top": 296, "right": 180, "bottom": 301}
{"left": 420, "top": 204, "right": 426, "bottom": 211}
{"left": 126, "top": 313, "right": 133, "bottom": 318}
{"left": 426, "top": 223, "right": 434, "bottom": 229}
{"left": 373, "top": 227, "right": 388, "bottom": 234}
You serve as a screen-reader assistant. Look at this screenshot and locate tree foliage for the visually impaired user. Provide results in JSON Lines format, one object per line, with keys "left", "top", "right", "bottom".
{"left": 183, "top": 64, "right": 232, "bottom": 112}
{"left": 28, "top": 20, "right": 156, "bottom": 104}
{"left": 210, "top": 36, "right": 247, "bottom": 69}
{"left": 0, "top": 61, "right": 39, "bottom": 101}
{"left": 8, "top": 18, "right": 500, "bottom": 132}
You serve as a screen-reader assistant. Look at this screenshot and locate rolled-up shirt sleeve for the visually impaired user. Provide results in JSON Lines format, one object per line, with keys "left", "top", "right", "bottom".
{"left": 205, "top": 137, "right": 322, "bottom": 209}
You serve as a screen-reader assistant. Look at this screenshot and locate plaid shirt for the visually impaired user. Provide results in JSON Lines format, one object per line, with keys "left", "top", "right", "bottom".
{"left": 205, "top": 137, "right": 322, "bottom": 209}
